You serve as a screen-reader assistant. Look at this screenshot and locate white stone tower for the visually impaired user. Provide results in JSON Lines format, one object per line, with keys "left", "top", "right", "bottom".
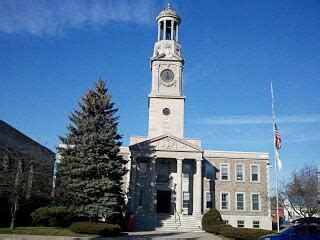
{"left": 148, "top": 5, "right": 185, "bottom": 138}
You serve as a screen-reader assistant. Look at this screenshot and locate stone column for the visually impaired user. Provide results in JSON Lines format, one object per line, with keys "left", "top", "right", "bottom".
{"left": 176, "top": 24, "right": 179, "bottom": 42}
{"left": 128, "top": 156, "right": 137, "bottom": 212}
{"left": 176, "top": 158, "right": 183, "bottom": 213}
{"left": 149, "top": 157, "right": 156, "bottom": 212}
{"left": 163, "top": 20, "right": 166, "bottom": 40}
{"left": 193, "top": 158, "right": 202, "bottom": 215}
{"left": 171, "top": 20, "right": 174, "bottom": 40}
{"left": 157, "top": 22, "right": 161, "bottom": 41}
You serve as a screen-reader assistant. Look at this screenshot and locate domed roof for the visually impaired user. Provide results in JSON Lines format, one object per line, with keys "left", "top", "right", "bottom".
{"left": 156, "top": 4, "right": 181, "bottom": 22}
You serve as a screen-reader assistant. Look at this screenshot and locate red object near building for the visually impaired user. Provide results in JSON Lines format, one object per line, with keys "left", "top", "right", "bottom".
{"left": 271, "top": 208, "right": 284, "bottom": 224}
{"left": 126, "top": 214, "right": 135, "bottom": 232}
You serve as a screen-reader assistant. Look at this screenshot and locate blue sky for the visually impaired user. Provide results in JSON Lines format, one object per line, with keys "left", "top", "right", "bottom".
{"left": 1, "top": 0, "right": 319, "bottom": 190}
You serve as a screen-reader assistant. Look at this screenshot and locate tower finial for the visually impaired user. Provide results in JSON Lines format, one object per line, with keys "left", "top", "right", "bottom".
{"left": 167, "top": 3, "right": 170, "bottom": 8}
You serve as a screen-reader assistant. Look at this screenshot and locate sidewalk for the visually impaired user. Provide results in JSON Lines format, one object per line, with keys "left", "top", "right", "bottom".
{"left": 0, "top": 231, "right": 223, "bottom": 240}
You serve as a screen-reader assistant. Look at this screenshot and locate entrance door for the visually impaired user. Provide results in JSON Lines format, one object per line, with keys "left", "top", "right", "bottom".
{"left": 156, "top": 190, "right": 171, "bottom": 213}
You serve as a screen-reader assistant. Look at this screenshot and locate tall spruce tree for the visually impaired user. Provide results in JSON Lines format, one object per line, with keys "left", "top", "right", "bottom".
{"left": 56, "top": 80, "right": 126, "bottom": 223}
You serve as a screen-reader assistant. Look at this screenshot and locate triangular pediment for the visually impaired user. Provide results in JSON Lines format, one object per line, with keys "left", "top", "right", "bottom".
{"left": 129, "top": 134, "right": 202, "bottom": 153}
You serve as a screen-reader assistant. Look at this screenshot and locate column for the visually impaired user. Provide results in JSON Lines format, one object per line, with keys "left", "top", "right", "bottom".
{"left": 193, "top": 159, "right": 202, "bottom": 215}
{"left": 176, "top": 24, "right": 179, "bottom": 42}
{"left": 163, "top": 20, "right": 166, "bottom": 40}
{"left": 171, "top": 20, "right": 174, "bottom": 40}
{"left": 149, "top": 157, "right": 156, "bottom": 212}
{"left": 176, "top": 158, "right": 183, "bottom": 213}
{"left": 128, "top": 156, "right": 137, "bottom": 212}
{"left": 157, "top": 22, "right": 160, "bottom": 41}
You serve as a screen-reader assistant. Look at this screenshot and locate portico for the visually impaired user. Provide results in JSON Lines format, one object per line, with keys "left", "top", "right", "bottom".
{"left": 128, "top": 135, "right": 203, "bottom": 221}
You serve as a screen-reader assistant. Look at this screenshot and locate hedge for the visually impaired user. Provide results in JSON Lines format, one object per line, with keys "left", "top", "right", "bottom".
{"left": 69, "top": 222, "right": 121, "bottom": 236}
{"left": 202, "top": 209, "right": 272, "bottom": 240}
{"left": 31, "top": 206, "right": 74, "bottom": 227}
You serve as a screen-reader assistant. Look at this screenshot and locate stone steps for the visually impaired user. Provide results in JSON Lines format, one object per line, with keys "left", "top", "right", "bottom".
{"left": 155, "top": 214, "right": 203, "bottom": 232}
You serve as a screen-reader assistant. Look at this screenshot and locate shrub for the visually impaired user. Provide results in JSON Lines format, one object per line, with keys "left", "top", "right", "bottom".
{"left": 202, "top": 209, "right": 223, "bottom": 231}
{"left": 219, "top": 227, "right": 271, "bottom": 240}
{"left": 70, "top": 222, "right": 121, "bottom": 236}
{"left": 31, "top": 206, "right": 74, "bottom": 227}
{"left": 205, "top": 223, "right": 233, "bottom": 234}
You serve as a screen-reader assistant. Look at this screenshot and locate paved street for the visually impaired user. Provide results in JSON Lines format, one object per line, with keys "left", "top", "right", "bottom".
{"left": 0, "top": 231, "right": 222, "bottom": 240}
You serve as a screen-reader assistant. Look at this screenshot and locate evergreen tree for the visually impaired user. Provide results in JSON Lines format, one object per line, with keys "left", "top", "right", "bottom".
{"left": 56, "top": 80, "right": 126, "bottom": 223}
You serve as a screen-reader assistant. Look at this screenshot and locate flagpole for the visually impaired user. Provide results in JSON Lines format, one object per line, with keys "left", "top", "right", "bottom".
{"left": 271, "top": 81, "right": 280, "bottom": 233}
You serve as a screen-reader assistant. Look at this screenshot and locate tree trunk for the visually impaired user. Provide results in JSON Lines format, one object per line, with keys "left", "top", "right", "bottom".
{"left": 10, "top": 199, "right": 18, "bottom": 229}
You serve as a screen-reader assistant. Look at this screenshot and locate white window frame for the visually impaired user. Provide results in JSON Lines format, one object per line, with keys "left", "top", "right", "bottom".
{"left": 237, "top": 220, "right": 245, "bottom": 228}
{"left": 183, "top": 191, "right": 190, "bottom": 209}
{"left": 235, "top": 163, "right": 245, "bottom": 182}
{"left": 250, "top": 164, "right": 260, "bottom": 182}
{"left": 220, "top": 191, "right": 230, "bottom": 211}
{"left": 251, "top": 193, "right": 261, "bottom": 212}
{"left": 235, "top": 192, "right": 245, "bottom": 211}
{"left": 220, "top": 163, "right": 230, "bottom": 181}
{"left": 253, "top": 220, "right": 260, "bottom": 228}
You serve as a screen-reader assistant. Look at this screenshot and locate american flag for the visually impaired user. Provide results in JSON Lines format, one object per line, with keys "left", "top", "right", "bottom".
{"left": 274, "top": 124, "right": 282, "bottom": 149}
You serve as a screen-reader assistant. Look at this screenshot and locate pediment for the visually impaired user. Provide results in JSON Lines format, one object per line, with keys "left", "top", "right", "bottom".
{"left": 129, "top": 134, "right": 202, "bottom": 153}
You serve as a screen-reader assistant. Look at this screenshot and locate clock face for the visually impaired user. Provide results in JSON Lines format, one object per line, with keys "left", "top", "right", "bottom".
{"left": 160, "top": 69, "right": 174, "bottom": 82}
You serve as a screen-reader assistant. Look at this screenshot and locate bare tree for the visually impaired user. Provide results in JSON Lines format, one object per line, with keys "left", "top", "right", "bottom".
{"left": 280, "top": 164, "right": 319, "bottom": 218}
{"left": 0, "top": 145, "right": 54, "bottom": 229}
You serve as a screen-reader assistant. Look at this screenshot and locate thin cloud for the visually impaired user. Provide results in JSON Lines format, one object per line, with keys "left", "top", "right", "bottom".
{"left": 199, "top": 114, "right": 320, "bottom": 125}
{"left": 0, "top": 0, "right": 157, "bottom": 36}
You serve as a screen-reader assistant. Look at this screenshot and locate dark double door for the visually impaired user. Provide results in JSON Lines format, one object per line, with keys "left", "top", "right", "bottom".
{"left": 156, "top": 190, "right": 171, "bottom": 213}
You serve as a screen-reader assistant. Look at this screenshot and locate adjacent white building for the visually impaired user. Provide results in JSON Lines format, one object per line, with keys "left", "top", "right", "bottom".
{"left": 120, "top": 5, "right": 272, "bottom": 231}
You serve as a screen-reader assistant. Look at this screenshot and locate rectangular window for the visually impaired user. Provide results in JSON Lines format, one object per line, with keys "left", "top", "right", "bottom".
{"left": 221, "top": 192, "right": 229, "bottom": 210}
{"left": 183, "top": 192, "right": 190, "bottom": 209}
{"left": 236, "top": 164, "right": 244, "bottom": 181}
{"left": 251, "top": 165, "right": 259, "bottom": 181}
{"left": 237, "top": 220, "right": 244, "bottom": 228}
{"left": 252, "top": 194, "right": 260, "bottom": 211}
{"left": 253, "top": 221, "right": 260, "bottom": 228}
{"left": 205, "top": 163, "right": 214, "bottom": 179}
{"left": 220, "top": 164, "right": 229, "bottom": 181}
{"left": 139, "top": 162, "right": 147, "bottom": 176}
{"left": 183, "top": 163, "right": 191, "bottom": 177}
{"left": 206, "top": 192, "right": 213, "bottom": 209}
{"left": 138, "top": 190, "right": 145, "bottom": 207}
{"left": 236, "top": 193, "right": 244, "bottom": 210}
{"left": 223, "top": 220, "right": 229, "bottom": 224}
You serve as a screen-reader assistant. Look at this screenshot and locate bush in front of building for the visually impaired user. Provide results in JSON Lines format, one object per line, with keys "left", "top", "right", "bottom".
{"left": 31, "top": 206, "right": 74, "bottom": 227}
{"left": 202, "top": 209, "right": 271, "bottom": 239}
{"left": 69, "top": 222, "right": 121, "bottom": 236}
{"left": 202, "top": 208, "right": 223, "bottom": 231}
{"left": 219, "top": 227, "right": 271, "bottom": 240}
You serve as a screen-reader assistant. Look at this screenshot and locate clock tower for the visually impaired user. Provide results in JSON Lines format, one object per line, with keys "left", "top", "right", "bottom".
{"left": 148, "top": 5, "right": 185, "bottom": 138}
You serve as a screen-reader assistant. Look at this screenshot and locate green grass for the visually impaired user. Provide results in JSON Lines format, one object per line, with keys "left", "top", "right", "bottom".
{"left": 0, "top": 227, "right": 97, "bottom": 237}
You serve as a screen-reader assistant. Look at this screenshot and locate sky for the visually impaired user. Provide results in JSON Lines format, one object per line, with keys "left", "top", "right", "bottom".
{"left": 1, "top": 0, "right": 319, "bottom": 191}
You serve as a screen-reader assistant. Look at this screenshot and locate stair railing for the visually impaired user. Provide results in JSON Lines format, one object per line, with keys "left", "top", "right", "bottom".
{"left": 174, "top": 205, "right": 181, "bottom": 228}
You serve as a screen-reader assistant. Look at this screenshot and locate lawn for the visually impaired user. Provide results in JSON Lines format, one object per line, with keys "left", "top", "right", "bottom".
{"left": 0, "top": 227, "right": 97, "bottom": 237}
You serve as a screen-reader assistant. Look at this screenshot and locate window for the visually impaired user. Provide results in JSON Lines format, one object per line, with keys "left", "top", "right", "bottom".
{"left": 1, "top": 154, "right": 9, "bottom": 172}
{"left": 223, "top": 220, "right": 229, "bottom": 224}
{"left": 138, "top": 162, "right": 147, "bottom": 176}
{"left": 252, "top": 194, "right": 260, "bottom": 211}
{"left": 253, "top": 221, "right": 260, "bottom": 228}
{"left": 237, "top": 220, "right": 244, "bottom": 228}
{"left": 183, "top": 192, "right": 190, "bottom": 209}
{"left": 236, "top": 193, "right": 245, "bottom": 211}
{"left": 206, "top": 192, "right": 213, "bottom": 209}
{"left": 250, "top": 165, "right": 259, "bottom": 182}
{"left": 236, "top": 164, "right": 244, "bottom": 181}
{"left": 220, "top": 164, "right": 229, "bottom": 181}
{"left": 205, "top": 163, "right": 214, "bottom": 179}
{"left": 138, "top": 190, "right": 145, "bottom": 207}
{"left": 221, "top": 192, "right": 229, "bottom": 210}
{"left": 183, "top": 163, "right": 191, "bottom": 177}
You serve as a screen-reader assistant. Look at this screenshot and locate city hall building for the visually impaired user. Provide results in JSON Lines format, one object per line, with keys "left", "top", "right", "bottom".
{"left": 120, "top": 5, "right": 272, "bottom": 231}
